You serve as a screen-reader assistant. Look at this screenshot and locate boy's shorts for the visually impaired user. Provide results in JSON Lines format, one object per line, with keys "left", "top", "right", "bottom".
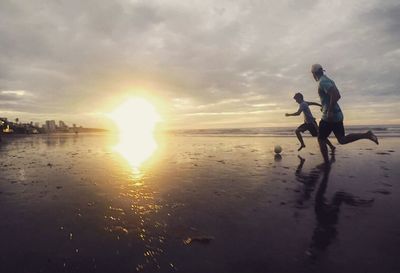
{"left": 297, "top": 121, "right": 318, "bottom": 137}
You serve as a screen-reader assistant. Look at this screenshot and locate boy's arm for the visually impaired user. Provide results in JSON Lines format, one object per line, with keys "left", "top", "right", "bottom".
{"left": 285, "top": 109, "right": 302, "bottom": 117}
{"left": 306, "top": 101, "right": 322, "bottom": 107}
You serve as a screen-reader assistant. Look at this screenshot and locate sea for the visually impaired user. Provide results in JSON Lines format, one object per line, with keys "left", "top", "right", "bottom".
{"left": 172, "top": 124, "right": 400, "bottom": 137}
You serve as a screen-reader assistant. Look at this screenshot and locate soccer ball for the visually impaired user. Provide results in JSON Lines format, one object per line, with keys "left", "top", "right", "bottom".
{"left": 274, "top": 145, "right": 282, "bottom": 154}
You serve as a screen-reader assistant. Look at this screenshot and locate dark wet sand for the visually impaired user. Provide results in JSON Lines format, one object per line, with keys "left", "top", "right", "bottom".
{"left": 0, "top": 134, "right": 399, "bottom": 273}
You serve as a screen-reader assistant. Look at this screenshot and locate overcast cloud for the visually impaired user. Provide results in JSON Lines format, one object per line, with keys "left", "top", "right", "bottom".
{"left": 0, "top": 0, "right": 399, "bottom": 128}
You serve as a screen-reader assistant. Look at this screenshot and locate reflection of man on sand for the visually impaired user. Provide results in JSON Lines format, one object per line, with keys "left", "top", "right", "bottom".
{"left": 294, "top": 156, "right": 374, "bottom": 259}
{"left": 311, "top": 64, "right": 379, "bottom": 163}
{"left": 302, "top": 157, "right": 374, "bottom": 259}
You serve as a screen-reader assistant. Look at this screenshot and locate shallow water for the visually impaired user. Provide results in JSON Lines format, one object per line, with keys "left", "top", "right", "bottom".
{"left": 0, "top": 133, "right": 399, "bottom": 273}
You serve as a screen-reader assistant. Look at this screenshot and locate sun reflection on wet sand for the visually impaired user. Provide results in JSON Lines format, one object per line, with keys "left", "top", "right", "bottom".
{"left": 109, "top": 151, "right": 170, "bottom": 272}
{"left": 114, "top": 132, "right": 158, "bottom": 178}
{"left": 110, "top": 98, "right": 161, "bottom": 178}
{"left": 108, "top": 99, "right": 170, "bottom": 271}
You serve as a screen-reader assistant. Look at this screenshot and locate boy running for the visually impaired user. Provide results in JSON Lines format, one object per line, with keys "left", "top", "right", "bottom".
{"left": 285, "top": 92, "right": 335, "bottom": 152}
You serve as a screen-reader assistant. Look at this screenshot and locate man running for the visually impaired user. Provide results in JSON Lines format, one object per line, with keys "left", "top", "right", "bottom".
{"left": 285, "top": 92, "right": 335, "bottom": 152}
{"left": 311, "top": 64, "right": 378, "bottom": 163}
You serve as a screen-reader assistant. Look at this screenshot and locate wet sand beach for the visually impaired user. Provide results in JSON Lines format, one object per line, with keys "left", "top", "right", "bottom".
{"left": 0, "top": 133, "right": 399, "bottom": 273}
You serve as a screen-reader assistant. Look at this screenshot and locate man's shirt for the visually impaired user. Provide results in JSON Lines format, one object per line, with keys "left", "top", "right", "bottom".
{"left": 318, "top": 74, "right": 344, "bottom": 122}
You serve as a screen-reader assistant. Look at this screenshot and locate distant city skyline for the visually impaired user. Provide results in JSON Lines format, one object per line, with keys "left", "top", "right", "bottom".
{"left": 1, "top": 116, "right": 75, "bottom": 128}
{"left": 1, "top": 0, "right": 399, "bottom": 129}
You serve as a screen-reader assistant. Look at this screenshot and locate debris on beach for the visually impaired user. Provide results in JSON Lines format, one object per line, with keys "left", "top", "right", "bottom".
{"left": 372, "top": 189, "right": 391, "bottom": 195}
{"left": 105, "top": 226, "right": 129, "bottom": 235}
{"left": 214, "top": 191, "right": 222, "bottom": 196}
{"left": 109, "top": 206, "right": 125, "bottom": 212}
{"left": 183, "top": 236, "right": 214, "bottom": 245}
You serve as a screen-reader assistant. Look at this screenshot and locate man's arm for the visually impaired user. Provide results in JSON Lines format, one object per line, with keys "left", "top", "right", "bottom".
{"left": 327, "top": 85, "right": 341, "bottom": 119}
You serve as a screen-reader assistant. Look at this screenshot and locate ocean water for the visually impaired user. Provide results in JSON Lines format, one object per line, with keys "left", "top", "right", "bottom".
{"left": 172, "top": 124, "right": 400, "bottom": 137}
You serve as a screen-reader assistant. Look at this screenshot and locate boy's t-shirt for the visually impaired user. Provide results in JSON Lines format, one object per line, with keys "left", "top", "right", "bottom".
{"left": 299, "top": 101, "right": 315, "bottom": 124}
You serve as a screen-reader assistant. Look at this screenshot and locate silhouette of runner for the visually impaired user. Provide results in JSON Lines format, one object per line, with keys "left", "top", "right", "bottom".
{"left": 285, "top": 92, "right": 335, "bottom": 152}
{"left": 311, "top": 64, "right": 379, "bottom": 163}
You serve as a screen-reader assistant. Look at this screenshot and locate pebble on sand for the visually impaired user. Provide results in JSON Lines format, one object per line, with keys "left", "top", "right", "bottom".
{"left": 183, "top": 236, "right": 214, "bottom": 245}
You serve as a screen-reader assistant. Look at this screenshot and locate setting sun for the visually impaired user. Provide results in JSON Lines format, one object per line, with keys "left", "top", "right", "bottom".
{"left": 109, "top": 98, "right": 161, "bottom": 170}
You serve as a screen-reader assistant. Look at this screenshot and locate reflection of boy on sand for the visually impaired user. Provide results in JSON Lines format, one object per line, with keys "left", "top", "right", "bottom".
{"left": 285, "top": 92, "right": 335, "bottom": 152}
{"left": 294, "top": 156, "right": 323, "bottom": 208}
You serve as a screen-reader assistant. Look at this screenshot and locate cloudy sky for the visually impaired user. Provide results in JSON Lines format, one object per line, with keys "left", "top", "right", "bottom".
{"left": 1, "top": 0, "right": 399, "bottom": 129}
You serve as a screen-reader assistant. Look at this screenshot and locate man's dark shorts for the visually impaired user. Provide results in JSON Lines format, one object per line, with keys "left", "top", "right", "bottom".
{"left": 318, "top": 120, "right": 345, "bottom": 140}
{"left": 297, "top": 121, "right": 318, "bottom": 137}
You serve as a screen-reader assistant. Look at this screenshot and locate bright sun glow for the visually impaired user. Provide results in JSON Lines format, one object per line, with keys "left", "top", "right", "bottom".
{"left": 110, "top": 98, "right": 161, "bottom": 172}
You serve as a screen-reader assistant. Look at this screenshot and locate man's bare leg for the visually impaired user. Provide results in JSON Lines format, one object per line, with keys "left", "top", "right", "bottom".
{"left": 318, "top": 138, "right": 330, "bottom": 164}
{"left": 326, "top": 138, "right": 336, "bottom": 153}
{"left": 337, "top": 130, "right": 378, "bottom": 145}
{"left": 295, "top": 129, "right": 306, "bottom": 151}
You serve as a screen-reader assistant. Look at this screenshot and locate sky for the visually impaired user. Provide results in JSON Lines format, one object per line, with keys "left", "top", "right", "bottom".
{"left": 1, "top": 0, "right": 399, "bottom": 129}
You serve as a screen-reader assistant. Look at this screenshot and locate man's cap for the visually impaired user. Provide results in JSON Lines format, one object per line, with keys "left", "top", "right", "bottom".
{"left": 293, "top": 92, "right": 303, "bottom": 100}
{"left": 311, "top": 64, "right": 324, "bottom": 73}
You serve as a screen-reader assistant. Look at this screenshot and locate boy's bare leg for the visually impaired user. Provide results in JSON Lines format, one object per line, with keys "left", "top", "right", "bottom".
{"left": 295, "top": 128, "right": 306, "bottom": 151}
{"left": 337, "top": 130, "right": 379, "bottom": 145}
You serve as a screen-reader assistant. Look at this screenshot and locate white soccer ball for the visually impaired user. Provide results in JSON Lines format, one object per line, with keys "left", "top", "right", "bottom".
{"left": 274, "top": 145, "right": 282, "bottom": 154}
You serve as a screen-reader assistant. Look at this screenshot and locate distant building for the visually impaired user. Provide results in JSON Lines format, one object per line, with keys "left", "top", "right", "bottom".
{"left": 45, "top": 120, "right": 57, "bottom": 132}
{"left": 59, "top": 120, "right": 68, "bottom": 129}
